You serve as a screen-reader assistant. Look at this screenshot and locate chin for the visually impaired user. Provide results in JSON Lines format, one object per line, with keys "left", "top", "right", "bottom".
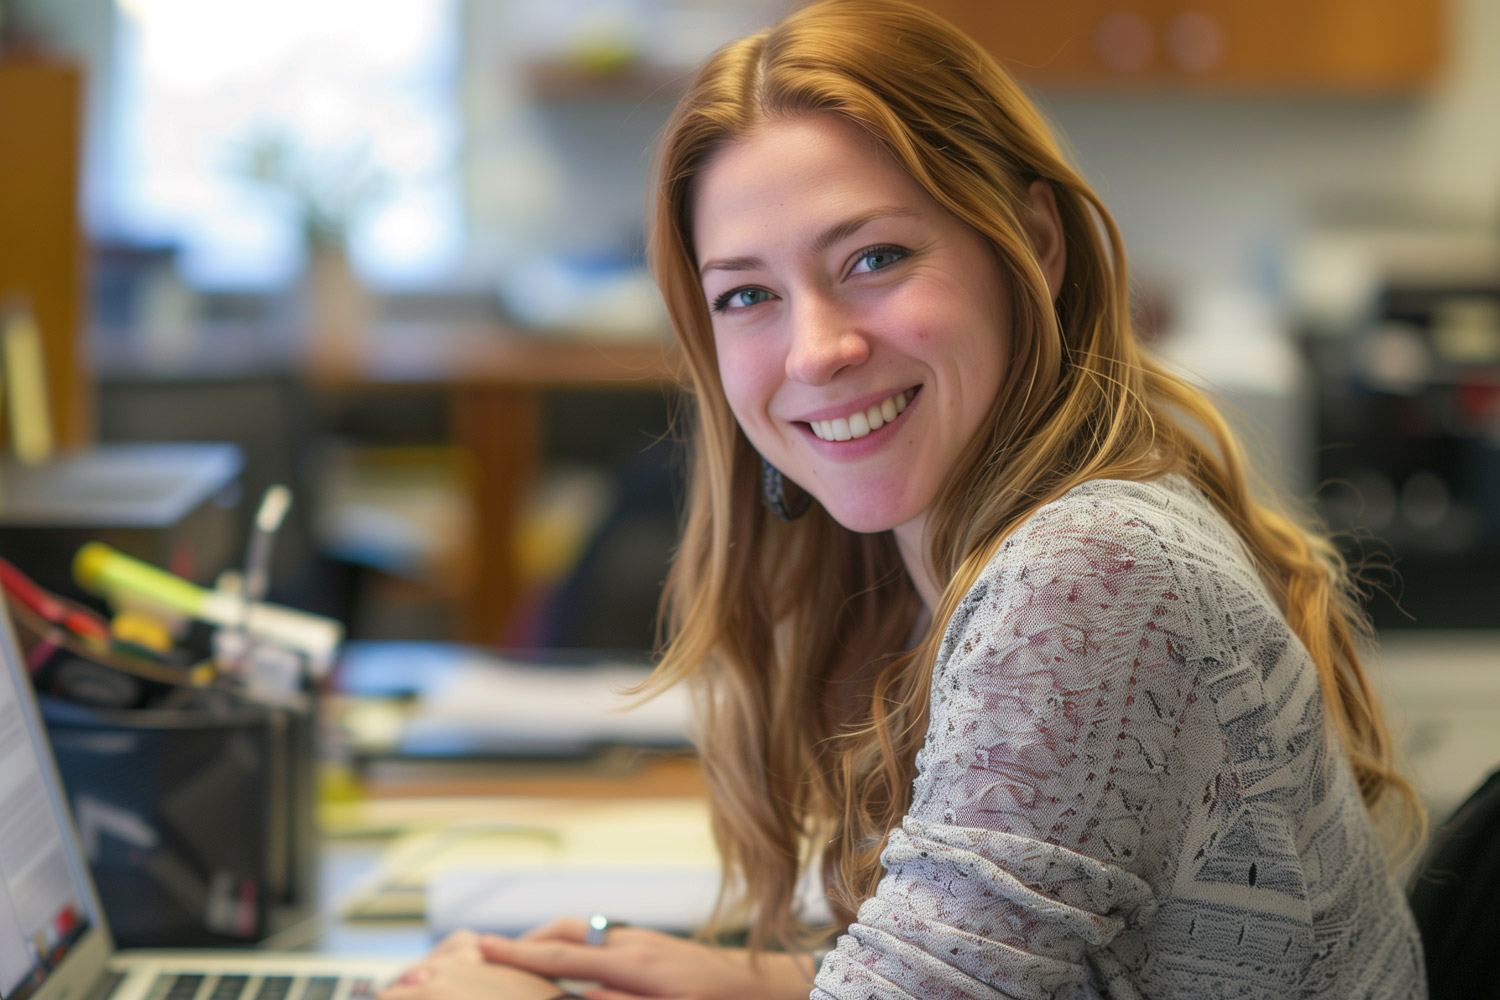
{"left": 816, "top": 493, "right": 920, "bottom": 536}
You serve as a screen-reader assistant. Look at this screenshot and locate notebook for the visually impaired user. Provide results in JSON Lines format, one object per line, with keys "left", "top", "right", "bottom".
{"left": 0, "top": 600, "right": 407, "bottom": 1000}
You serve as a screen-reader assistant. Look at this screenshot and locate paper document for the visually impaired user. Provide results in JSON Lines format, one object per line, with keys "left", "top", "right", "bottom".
{"left": 334, "top": 645, "right": 693, "bottom": 758}
{"left": 427, "top": 866, "right": 722, "bottom": 937}
{"left": 341, "top": 798, "right": 718, "bottom": 921}
{"left": 402, "top": 662, "right": 691, "bottom": 754}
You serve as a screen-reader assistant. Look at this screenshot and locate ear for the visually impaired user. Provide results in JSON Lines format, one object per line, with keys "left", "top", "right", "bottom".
{"left": 1026, "top": 180, "right": 1066, "bottom": 303}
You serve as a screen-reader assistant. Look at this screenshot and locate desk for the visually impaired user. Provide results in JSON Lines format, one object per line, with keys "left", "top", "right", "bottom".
{"left": 301, "top": 767, "right": 711, "bottom": 956}
{"left": 1368, "top": 630, "right": 1500, "bottom": 823}
{"left": 306, "top": 641, "right": 710, "bottom": 951}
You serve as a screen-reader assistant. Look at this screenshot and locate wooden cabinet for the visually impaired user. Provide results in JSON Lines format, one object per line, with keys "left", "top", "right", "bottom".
{"left": 915, "top": 0, "right": 1444, "bottom": 92}
{"left": 0, "top": 58, "right": 90, "bottom": 448}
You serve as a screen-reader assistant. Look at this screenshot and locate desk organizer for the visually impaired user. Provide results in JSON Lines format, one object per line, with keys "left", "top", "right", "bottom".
{"left": 38, "top": 691, "right": 318, "bottom": 948}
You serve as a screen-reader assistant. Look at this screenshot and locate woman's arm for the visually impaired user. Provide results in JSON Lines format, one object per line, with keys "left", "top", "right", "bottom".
{"left": 815, "top": 495, "right": 1197, "bottom": 1000}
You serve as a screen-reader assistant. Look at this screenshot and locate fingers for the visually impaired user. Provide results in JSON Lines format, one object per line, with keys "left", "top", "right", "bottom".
{"left": 377, "top": 970, "right": 435, "bottom": 1000}
{"left": 393, "top": 967, "right": 433, "bottom": 987}
{"left": 476, "top": 936, "right": 617, "bottom": 983}
{"left": 377, "top": 979, "right": 428, "bottom": 1000}
{"left": 477, "top": 933, "right": 517, "bottom": 962}
{"left": 440, "top": 930, "right": 480, "bottom": 951}
{"left": 378, "top": 930, "right": 482, "bottom": 1000}
{"left": 517, "top": 916, "right": 590, "bottom": 943}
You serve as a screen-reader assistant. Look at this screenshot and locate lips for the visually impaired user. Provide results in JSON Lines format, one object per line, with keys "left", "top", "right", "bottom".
{"left": 804, "top": 388, "right": 915, "bottom": 441}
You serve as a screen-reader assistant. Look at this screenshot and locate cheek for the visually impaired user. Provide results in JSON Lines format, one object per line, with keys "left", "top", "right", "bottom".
{"left": 714, "top": 337, "right": 782, "bottom": 426}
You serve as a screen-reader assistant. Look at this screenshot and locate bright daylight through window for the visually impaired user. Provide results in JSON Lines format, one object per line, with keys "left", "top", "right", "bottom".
{"left": 105, "top": 0, "right": 461, "bottom": 289}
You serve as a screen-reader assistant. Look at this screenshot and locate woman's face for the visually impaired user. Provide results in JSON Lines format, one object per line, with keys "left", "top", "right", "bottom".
{"left": 693, "top": 114, "right": 1012, "bottom": 536}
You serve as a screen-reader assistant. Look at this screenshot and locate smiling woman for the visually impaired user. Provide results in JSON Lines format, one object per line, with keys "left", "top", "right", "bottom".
{"left": 384, "top": 2, "right": 1428, "bottom": 999}
{"left": 695, "top": 116, "right": 1019, "bottom": 550}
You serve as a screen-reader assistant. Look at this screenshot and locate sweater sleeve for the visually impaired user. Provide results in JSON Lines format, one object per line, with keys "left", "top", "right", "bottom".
{"left": 813, "top": 498, "right": 1198, "bottom": 1000}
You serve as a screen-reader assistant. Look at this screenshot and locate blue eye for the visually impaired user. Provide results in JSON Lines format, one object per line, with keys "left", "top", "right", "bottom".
{"left": 712, "top": 287, "right": 773, "bottom": 312}
{"left": 852, "top": 246, "right": 908, "bottom": 274}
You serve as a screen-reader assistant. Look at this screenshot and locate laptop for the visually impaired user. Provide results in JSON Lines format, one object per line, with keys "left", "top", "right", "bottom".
{"left": 0, "top": 601, "right": 407, "bottom": 1000}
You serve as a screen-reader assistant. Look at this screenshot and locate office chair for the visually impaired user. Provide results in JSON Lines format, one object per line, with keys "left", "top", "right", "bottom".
{"left": 1407, "top": 767, "right": 1500, "bottom": 1000}
{"left": 537, "top": 437, "right": 679, "bottom": 652}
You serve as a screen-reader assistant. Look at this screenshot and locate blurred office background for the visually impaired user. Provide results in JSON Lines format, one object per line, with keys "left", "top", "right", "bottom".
{"left": 2, "top": 0, "right": 1498, "bottom": 652}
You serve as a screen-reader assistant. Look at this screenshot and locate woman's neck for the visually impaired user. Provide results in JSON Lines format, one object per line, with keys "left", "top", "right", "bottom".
{"left": 893, "top": 512, "right": 939, "bottom": 619}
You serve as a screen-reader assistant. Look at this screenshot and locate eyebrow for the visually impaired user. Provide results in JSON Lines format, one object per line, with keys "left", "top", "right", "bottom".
{"left": 698, "top": 206, "right": 920, "bottom": 278}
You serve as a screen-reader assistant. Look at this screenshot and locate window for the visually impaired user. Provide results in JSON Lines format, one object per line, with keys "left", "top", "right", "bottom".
{"left": 106, "top": 0, "right": 461, "bottom": 289}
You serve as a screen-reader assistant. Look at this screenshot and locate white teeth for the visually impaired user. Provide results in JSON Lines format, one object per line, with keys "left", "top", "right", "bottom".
{"left": 806, "top": 390, "right": 912, "bottom": 442}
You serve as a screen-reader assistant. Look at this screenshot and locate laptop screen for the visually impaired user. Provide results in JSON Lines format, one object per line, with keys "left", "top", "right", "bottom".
{"left": 0, "top": 607, "right": 102, "bottom": 1000}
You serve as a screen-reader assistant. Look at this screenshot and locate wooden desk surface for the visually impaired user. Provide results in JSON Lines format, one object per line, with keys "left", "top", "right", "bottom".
{"left": 95, "top": 321, "right": 687, "bottom": 390}
{"left": 303, "top": 322, "right": 686, "bottom": 390}
{"left": 349, "top": 753, "right": 706, "bottom": 801}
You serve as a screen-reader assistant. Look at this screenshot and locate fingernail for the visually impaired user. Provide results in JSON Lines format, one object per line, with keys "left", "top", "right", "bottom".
{"left": 396, "top": 968, "right": 431, "bottom": 985}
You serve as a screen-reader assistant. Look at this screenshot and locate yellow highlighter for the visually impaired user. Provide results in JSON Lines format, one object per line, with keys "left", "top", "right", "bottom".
{"left": 73, "top": 542, "right": 342, "bottom": 673}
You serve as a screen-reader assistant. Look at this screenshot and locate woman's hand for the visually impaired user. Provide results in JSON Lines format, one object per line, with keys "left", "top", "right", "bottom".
{"left": 379, "top": 930, "right": 567, "bottom": 1000}
{"left": 478, "top": 918, "right": 814, "bottom": 1000}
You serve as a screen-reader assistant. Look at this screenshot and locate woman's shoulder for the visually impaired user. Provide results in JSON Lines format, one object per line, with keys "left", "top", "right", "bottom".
{"left": 982, "top": 474, "right": 1251, "bottom": 587}
{"left": 939, "top": 475, "right": 1263, "bottom": 657}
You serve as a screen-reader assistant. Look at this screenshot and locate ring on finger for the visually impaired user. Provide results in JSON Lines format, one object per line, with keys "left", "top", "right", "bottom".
{"left": 585, "top": 914, "right": 610, "bottom": 947}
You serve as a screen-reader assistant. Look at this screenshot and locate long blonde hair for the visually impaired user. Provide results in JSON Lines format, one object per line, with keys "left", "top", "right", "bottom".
{"left": 644, "top": 0, "right": 1420, "bottom": 951}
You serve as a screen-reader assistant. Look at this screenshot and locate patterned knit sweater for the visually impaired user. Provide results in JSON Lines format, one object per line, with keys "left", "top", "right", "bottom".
{"left": 812, "top": 477, "right": 1425, "bottom": 999}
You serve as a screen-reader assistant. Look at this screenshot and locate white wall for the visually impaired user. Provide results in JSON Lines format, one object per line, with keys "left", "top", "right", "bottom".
{"left": 463, "top": 0, "right": 1500, "bottom": 298}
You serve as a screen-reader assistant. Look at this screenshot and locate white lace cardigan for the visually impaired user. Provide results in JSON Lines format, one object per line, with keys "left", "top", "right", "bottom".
{"left": 812, "top": 477, "right": 1426, "bottom": 1000}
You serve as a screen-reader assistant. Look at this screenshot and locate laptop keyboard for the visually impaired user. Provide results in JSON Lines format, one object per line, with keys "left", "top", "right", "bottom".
{"left": 88, "top": 971, "right": 128, "bottom": 1000}
{"left": 124, "top": 973, "right": 381, "bottom": 1000}
{"left": 208, "top": 978, "right": 249, "bottom": 1000}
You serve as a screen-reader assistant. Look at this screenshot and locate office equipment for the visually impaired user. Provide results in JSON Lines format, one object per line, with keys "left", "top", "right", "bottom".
{"left": 242, "top": 485, "right": 292, "bottom": 607}
{"left": 0, "top": 585, "right": 405, "bottom": 1000}
{"left": 40, "top": 691, "right": 318, "bottom": 949}
{"left": 0, "top": 556, "right": 111, "bottom": 646}
{"left": 0, "top": 442, "right": 243, "bottom": 609}
{"left": 3, "top": 557, "right": 188, "bottom": 710}
{"left": 74, "top": 542, "right": 341, "bottom": 677}
{"left": 1, "top": 496, "right": 328, "bottom": 946}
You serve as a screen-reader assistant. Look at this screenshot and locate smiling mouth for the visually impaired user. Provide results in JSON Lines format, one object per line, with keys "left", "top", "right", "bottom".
{"left": 805, "top": 388, "right": 917, "bottom": 442}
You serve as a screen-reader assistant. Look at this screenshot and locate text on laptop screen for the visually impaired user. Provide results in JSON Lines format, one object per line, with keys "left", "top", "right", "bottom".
{"left": 0, "top": 637, "right": 95, "bottom": 1000}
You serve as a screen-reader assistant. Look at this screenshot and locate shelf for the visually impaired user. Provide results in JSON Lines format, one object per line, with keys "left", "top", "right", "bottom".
{"left": 915, "top": 0, "right": 1445, "bottom": 94}
{"left": 523, "top": 58, "right": 693, "bottom": 101}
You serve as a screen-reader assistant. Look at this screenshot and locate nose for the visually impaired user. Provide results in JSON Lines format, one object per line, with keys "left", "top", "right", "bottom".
{"left": 784, "top": 296, "right": 870, "bottom": 385}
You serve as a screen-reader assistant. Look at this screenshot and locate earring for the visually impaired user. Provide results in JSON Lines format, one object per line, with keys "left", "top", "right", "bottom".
{"left": 761, "top": 457, "right": 811, "bottom": 522}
